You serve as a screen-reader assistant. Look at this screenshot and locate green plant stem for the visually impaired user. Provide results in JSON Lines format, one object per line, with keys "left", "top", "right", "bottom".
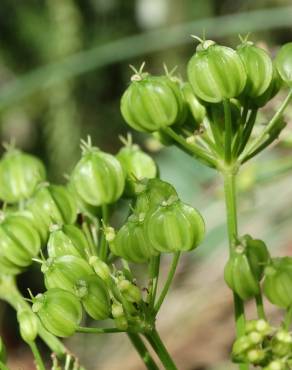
{"left": 29, "top": 342, "right": 46, "bottom": 370}
{"left": 237, "top": 109, "right": 258, "bottom": 156}
{"left": 283, "top": 306, "right": 292, "bottom": 331}
{"left": 154, "top": 252, "right": 180, "bottom": 314}
{"left": 223, "top": 99, "right": 232, "bottom": 163}
{"left": 0, "top": 275, "right": 65, "bottom": 357}
{"left": 148, "top": 255, "right": 161, "bottom": 308}
{"left": 255, "top": 293, "right": 266, "bottom": 320}
{"left": 127, "top": 333, "right": 159, "bottom": 370}
{"left": 222, "top": 171, "right": 248, "bottom": 370}
{"left": 76, "top": 326, "right": 125, "bottom": 334}
{"left": 82, "top": 221, "right": 97, "bottom": 256}
{"left": 100, "top": 204, "right": 109, "bottom": 261}
{"left": 162, "top": 127, "right": 217, "bottom": 168}
{"left": 145, "top": 329, "right": 178, "bottom": 370}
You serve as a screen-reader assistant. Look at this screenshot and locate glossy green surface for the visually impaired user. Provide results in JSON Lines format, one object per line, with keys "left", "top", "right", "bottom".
{"left": 275, "top": 42, "right": 292, "bottom": 86}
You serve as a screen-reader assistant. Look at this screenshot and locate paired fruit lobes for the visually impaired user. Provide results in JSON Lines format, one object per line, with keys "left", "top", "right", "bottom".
{"left": 32, "top": 288, "right": 82, "bottom": 337}
{"left": 0, "top": 149, "right": 46, "bottom": 203}
{"left": 275, "top": 42, "right": 292, "bottom": 87}
{"left": 224, "top": 235, "right": 270, "bottom": 300}
{"left": 187, "top": 42, "right": 246, "bottom": 103}
{"left": 263, "top": 257, "right": 292, "bottom": 308}
{"left": 27, "top": 184, "right": 77, "bottom": 243}
{"left": 121, "top": 73, "right": 185, "bottom": 132}
{"left": 0, "top": 213, "right": 41, "bottom": 275}
{"left": 116, "top": 143, "right": 157, "bottom": 197}
{"left": 71, "top": 146, "right": 125, "bottom": 206}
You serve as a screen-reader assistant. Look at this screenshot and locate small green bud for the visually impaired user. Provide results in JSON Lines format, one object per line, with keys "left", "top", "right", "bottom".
{"left": 264, "top": 360, "right": 286, "bottom": 370}
{"left": 247, "top": 349, "right": 266, "bottom": 364}
{"left": 111, "top": 302, "right": 124, "bottom": 319}
{"left": 232, "top": 335, "right": 253, "bottom": 356}
{"left": 17, "top": 308, "right": 38, "bottom": 343}
{"left": 248, "top": 331, "right": 263, "bottom": 345}
{"left": 89, "top": 256, "right": 111, "bottom": 281}
{"left": 271, "top": 330, "right": 292, "bottom": 357}
{"left": 117, "top": 279, "right": 142, "bottom": 303}
{"left": 114, "top": 316, "right": 128, "bottom": 331}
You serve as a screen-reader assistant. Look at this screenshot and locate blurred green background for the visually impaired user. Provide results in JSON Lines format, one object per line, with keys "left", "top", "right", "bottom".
{"left": 0, "top": 0, "right": 292, "bottom": 369}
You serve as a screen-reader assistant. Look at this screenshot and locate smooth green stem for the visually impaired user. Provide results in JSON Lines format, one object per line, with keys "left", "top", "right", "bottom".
{"left": 162, "top": 127, "right": 217, "bottom": 168}
{"left": 82, "top": 221, "right": 96, "bottom": 256}
{"left": 0, "top": 275, "right": 65, "bottom": 357}
{"left": 222, "top": 171, "right": 248, "bottom": 370}
{"left": 283, "top": 306, "right": 292, "bottom": 331}
{"left": 29, "top": 342, "right": 46, "bottom": 370}
{"left": 237, "top": 109, "right": 258, "bottom": 156}
{"left": 243, "top": 89, "right": 292, "bottom": 157}
{"left": 154, "top": 252, "right": 180, "bottom": 314}
{"left": 255, "top": 293, "right": 266, "bottom": 320}
{"left": 76, "top": 326, "right": 125, "bottom": 334}
{"left": 145, "top": 329, "right": 178, "bottom": 370}
{"left": 127, "top": 333, "right": 159, "bottom": 370}
{"left": 99, "top": 204, "right": 109, "bottom": 261}
{"left": 223, "top": 99, "right": 232, "bottom": 163}
{"left": 148, "top": 255, "right": 161, "bottom": 308}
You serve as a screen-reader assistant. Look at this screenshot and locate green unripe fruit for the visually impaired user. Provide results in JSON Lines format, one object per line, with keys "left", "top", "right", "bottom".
{"left": 75, "top": 276, "right": 111, "bottom": 320}
{"left": 247, "top": 349, "right": 266, "bottom": 365}
{"left": 0, "top": 213, "right": 41, "bottom": 274}
{"left": 245, "top": 319, "right": 272, "bottom": 336}
{"left": 135, "top": 178, "right": 178, "bottom": 214}
{"left": 248, "top": 331, "right": 263, "bottom": 345}
{"left": 187, "top": 42, "right": 246, "bottom": 103}
{"left": 232, "top": 335, "right": 253, "bottom": 360}
{"left": 108, "top": 213, "right": 157, "bottom": 263}
{"left": 275, "top": 42, "right": 292, "bottom": 86}
{"left": 237, "top": 42, "right": 273, "bottom": 98}
{"left": 121, "top": 73, "right": 184, "bottom": 132}
{"left": 264, "top": 361, "right": 286, "bottom": 370}
{"left": 253, "top": 65, "right": 282, "bottom": 108}
{"left": 27, "top": 184, "right": 77, "bottom": 243}
{"left": 0, "top": 337, "right": 7, "bottom": 363}
{"left": 181, "top": 82, "right": 206, "bottom": 124}
{"left": 145, "top": 199, "right": 205, "bottom": 253}
{"left": 116, "top": 143, "right": 157, "bottom": 197}
{"left": 263, "top": 257, "right": 292, "bottom": 308}
{"left": 47, "top": 224, "right": 89, "bottom": 259}
{"left": 89, "top": 256, "right": 111, "bottom": 281}
{"left": 271, "top": 330, "right": 292, "bottom": 357}
{"left": 42, "top": 255, "right": 93, "bottom": 293}
{"left": 71, "top": 145, "right": 125, "bottom": 206}
{"left": 32, "top": 288, "right": 82, "bottom": 337}
{"left": 0, "top": 149, "right": 45, "bottom": 203}
{"left": 117, "top": 279, "right": 142, "bottom": 303}
{"left": 17, "top": 308, "right": 38, "bottom": 343}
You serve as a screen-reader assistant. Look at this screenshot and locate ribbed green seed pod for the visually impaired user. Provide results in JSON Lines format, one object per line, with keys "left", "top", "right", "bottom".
{"left": 237, "top": 42, "right": 273, "bottom": 98}
{"left": 32, "top": 288, "right": 82, "bottom": 337}
{"left": 71, "top": 145, "right": 125, "bottom": 207}
{"left": 181, "top": 82, "right": 206, "bottom": 124}
{"left": 42, "top": 255, "right": 93, "bottom": 293}
{"left": 242, "top": 235, "right": 270, "bottom": 280}
{"left": 275, "top": 42, "right": 292, "bottom": 86}
{"left": 134, "top": 178, "right": 178, "bottom": 214}
{"left": 75, "top": 276, "right": 111, "bottom": 320}
{"left": 121, "top": 72, "right": 184, "bottom": 132}
{"left": 0, "top": 213, "right": 41, "bottom": 274}
{"left": 145, "top": 199, "right": 205, "bottom": 253}
{"left": 187, "top": 41, "right": 246, "bottom": 103}
{"left": 263, "top": 257, "right": 292, "bottom": 308}
{"left": 89, "top": 256, "right": 111, "bottom": 281}
{"left": 27, "top": 184, "right": 77, "bottom": 243}
{"left": 47, "top": 224, "right": 89, "bottom": 259}
{"left": 253, "top": 65, "right": 282, "bottom": 108}
{"left": 116, "top": 142, "right": 157, "bottom": 197}
{"left": 0, "top": 149, "right": 45, "bottom": 204}
{"left": 108, "top": 213, "right": 158, "bottom": 263}
{"left": 17, "top": 308, "right": 38, "bottom": 343}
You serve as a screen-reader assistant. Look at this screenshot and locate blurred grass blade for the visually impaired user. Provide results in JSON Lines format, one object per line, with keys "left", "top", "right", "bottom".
{"left": 0, "top": 6, "right": 292, "bottom": 111}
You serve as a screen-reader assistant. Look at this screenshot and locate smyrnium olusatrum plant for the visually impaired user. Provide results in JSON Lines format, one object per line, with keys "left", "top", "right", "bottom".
{"left": 0, "top": 35, "right": 291, "bottom": 370}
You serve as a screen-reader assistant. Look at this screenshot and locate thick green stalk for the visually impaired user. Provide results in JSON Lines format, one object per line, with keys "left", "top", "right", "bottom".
{"left": 283, "top": 306, "right": 292, "bottom": 331}
{"left": 127, "top": 333, "right": 159, "bottom": 370}
{"left": 145, "top": 329, "right": 178, "bottom": 370}
{"left": 76, "top": 326, "right": 124, "bottom": 334}
{"left": 29, "top": 342, "right": 46, "bottom": 370}
{"left": 255, "top": 293, "right": 266, "bottom": 320}
{"left": 222, "top": 171, "right": 248, "bottom": 370}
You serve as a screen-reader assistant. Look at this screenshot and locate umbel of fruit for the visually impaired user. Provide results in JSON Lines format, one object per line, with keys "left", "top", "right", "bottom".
{"left": 0, "top": 147, "right": 45, "bottom": 203}
{"left": 187, "top": 39, "right": 246, "bottom": 103}
{"left": 0, "top": 213, "right": 41, "bottom": 275}
{"left": 145, "top": 199, "right": 205, "bottom": 253}
{"left": 107, "top": 213, "right": 158, "bottom": 263}
{"left": 275, "top": 42, "right": 292, "bottom": 86}
{"left": 121, "top": 64, "right": 185, "bottom": 132}
{"left": 27, "top": 184, "right": 77, "bottom": 243}
{"left": 263, "top": 257, "right": 292, "bottom": 308}
{"left": 32, "top": 288, "right": 82, "bottom": 337}
{"left": 224, "top": 235, "right": 269, "bottom": 300}
{"left": 75, "top": 276, "right": 111, "bottom": 320}
{"left": 237, "top": 40, "right": 273, "bottom": 99}
{"left": 47, "top": 224, "right": 89, "bottom": 259}
{"left": 71, "top": 138, "right": 125, "bottom": 206}
{"left": 116, "top": 135, "right": 157, "bottom": 197}
{"left": 42, "top": 255, "right": 93, "bottom": 293}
